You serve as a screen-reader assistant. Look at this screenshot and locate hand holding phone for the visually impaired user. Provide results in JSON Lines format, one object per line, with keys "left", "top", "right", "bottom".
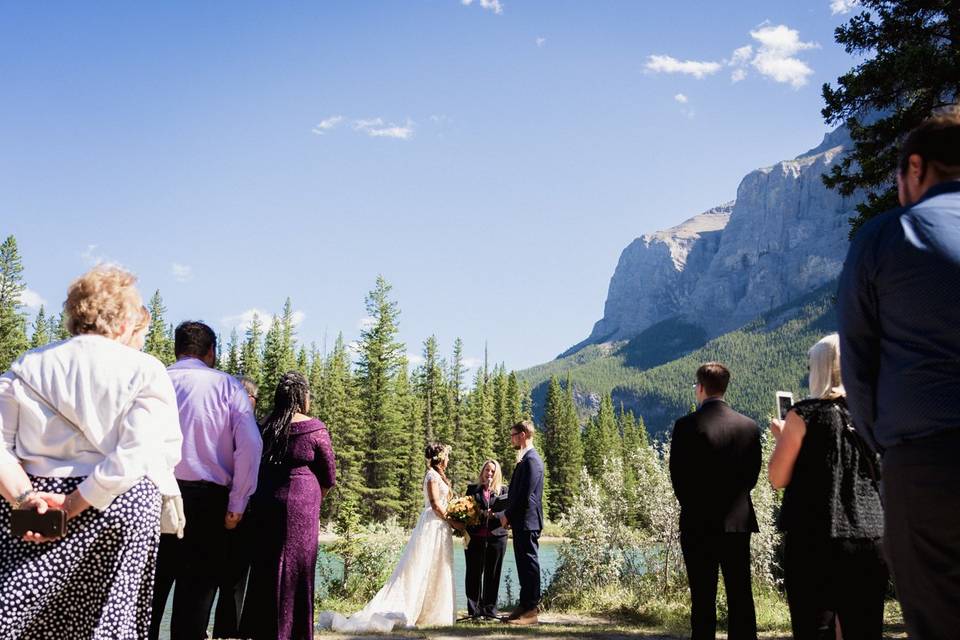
{"left": 775, "top": 391, "right": 794, "bottom": 421}
{"left": 11, "top": 508, "right": 67, "bottom": 540}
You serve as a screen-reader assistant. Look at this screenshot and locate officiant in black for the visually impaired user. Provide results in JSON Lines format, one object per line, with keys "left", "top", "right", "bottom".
{"left": 464, "top": 459, "right": 509, "bottom": 620}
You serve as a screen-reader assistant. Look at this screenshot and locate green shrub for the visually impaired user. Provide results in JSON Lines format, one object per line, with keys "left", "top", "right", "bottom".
{"left": 317, "top": 516, "right": 406, "bottom": 607}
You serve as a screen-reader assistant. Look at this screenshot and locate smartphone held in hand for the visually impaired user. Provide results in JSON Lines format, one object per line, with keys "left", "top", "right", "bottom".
{"left": 775, "top": 391, "right": 794, "bottom": 421}
{"left": 10, "top": 508, "right": 67, "bottom": 538}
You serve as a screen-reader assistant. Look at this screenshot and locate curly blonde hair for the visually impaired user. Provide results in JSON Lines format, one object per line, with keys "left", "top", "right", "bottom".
{"left": 64, "top": 266, "right": 144, "bottom": 337}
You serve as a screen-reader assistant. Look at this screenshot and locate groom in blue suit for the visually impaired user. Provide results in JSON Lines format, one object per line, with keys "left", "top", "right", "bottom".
{"left": 497, "top": 420, "right": 544, "bottom": 625}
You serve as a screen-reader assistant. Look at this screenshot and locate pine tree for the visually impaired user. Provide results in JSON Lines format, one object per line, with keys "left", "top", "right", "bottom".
{"left": 541, "top": 376, "right": 582, "bottom": 520}
{"left": 241, "top": 313, "right": 264, "bottom": 385}
{"left": 462, "top": 368, "right": 495, "bottom": 489}
{"left": 585, "top": 393, "right": 621, "bottom": 479}
{"left": 543, "top": 376, "right": 566, "bottom": 520}
{"left": 29, "top": 305, "right": 50, "bottom": 348}
{"left": 444, "top": 338, "right": 467, "bottom": 481}
{"left": 521, "top": 380, "right": 534, "bottom": 420}
{"left": 296, "top": 345, "right": 309, "bottom": 374}
{"left": 499, "top": 372, "right": 524, "bottom": 473}
{"left": 416, "top": 335, "right": 446, "bottom": 443}
{"left": 144, "top": 290, "right": 174, "bottom": 365}
{"left": 308, "top": 343, "right": 325, "bottom": 407}
{"left": 52, "top": 312, "right": 70, "bottom": 341}
{"left": 620, "top": 407, "right": 641, "bottom": 523}
{"left": 260, "top": 315, "right": 285, "bottom": 413}
{"left": 356, "top": 276, "right": 406, "bottom": 521}
{"left": 279, "top": 298, "right": 298, "bottom": 373}
{"left": 0, "top": 236, "right": 29, "bottom": 370}
{"left": 316, "top": 334, "right": 364, "bottom": 522}
{"left": 822, "top": 0, "right": 960, "bottom": 233}
{"left": 224, "top": 329, "right": 241, "bottom": 376}
{"left": 395, "top": 365, "right": 426, "bottom": 527}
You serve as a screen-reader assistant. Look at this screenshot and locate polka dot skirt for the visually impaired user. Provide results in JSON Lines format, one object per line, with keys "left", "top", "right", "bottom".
{"left": 0, "top": 477, "right": 161, "bottom": 640}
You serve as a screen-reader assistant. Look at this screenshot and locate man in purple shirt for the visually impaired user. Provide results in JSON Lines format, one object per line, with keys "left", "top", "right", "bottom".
{"left": 149, "top": 321, "right": 262, "bottom": 640}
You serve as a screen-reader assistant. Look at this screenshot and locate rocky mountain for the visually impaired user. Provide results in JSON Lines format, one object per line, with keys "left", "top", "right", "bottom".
{"left": 567, "top": 126, "right": 859, "bottom": 355}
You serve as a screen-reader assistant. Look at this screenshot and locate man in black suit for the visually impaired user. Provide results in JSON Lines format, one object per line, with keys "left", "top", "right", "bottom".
{"left": 670, "top": 362, "right": 761, "bottom": 640}
{"left": 497, "top": 420, "right": 544, "bottom": 625}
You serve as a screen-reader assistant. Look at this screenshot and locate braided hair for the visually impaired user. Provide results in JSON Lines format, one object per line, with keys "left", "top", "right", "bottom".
{"left": 425, "top": 442, "right": 452, "bottom": 488}
{"left": 260, "top": 371, "right": 310, "bottom": 464}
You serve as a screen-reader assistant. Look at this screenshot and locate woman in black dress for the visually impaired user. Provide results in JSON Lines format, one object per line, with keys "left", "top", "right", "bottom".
{"left": 769, "top": 333, "right": 887, "bottom": 640}
{"left": 464, "top": 459, "right": 508, "bottom": 620}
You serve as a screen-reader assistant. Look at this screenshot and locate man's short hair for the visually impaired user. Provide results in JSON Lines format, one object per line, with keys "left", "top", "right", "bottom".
{"left": 898, "top": 106, "right": 960, "bottom": 178}
{"left": 512, "top": 420, "right": 536, "bottom": 438}
{"left": 696, "top": 362, "right": 730, "bottom": 396}
{"left": 174, "top": 321, "right": 216, "bottom": 358}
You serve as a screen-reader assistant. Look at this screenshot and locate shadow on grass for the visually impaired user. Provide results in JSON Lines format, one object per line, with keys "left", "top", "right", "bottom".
{"left": 328, "top": 622, "right": 680, "bottom": 640}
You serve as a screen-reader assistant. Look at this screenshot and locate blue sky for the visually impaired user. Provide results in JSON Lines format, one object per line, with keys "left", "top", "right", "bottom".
{"left": 2, "top": 0, "right": 863, "bottom": 372}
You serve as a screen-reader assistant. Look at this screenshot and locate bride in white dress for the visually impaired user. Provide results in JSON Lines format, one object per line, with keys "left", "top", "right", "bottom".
{"left": 319, "top": 443, "right": 459, "bottom": 633}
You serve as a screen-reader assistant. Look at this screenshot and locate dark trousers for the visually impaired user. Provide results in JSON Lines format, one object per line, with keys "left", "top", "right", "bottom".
{"left": 883, "top": 432, "right": 960, "bottom": 640}
{"left": 512, "top": 529, "right": 541, "bottom": 612}
{"left": 680, "top": 531, "right": 757, "bottom": 640}
{"left": 149, "top": 482, "right": 230, "bottom": 640}
{"left": 464, "top": 534, "right": 507, "bottom": 617}
{"left": 212, "top": 521, "right": 252, "bottom": 639}
{"left": 783, "top": 534, "right": 887, "bottom": 640}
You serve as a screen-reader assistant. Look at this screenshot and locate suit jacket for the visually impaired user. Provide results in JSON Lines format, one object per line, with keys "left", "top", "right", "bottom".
{"left": 466, "top": 483, "right": 508, "bottom": 537}
{"left": 670, "top": 398, "right": 761, "bottom": 533}
{"left": 502, "top": 448, "right": 544, "bottom": 532}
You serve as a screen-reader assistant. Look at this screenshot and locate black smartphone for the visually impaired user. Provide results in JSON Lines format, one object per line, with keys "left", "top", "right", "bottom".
{"left": 10, "top": 508, "right": 67, "bottom": 538}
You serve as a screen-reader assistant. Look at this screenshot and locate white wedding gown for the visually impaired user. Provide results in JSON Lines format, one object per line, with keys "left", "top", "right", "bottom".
{"left": 318, "top": 469, "right": 456, "bottom": 633}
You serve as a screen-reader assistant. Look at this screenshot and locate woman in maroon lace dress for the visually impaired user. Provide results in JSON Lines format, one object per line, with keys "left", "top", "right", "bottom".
{"left": 240, "top": 371, "right": 336, "bottom": 640}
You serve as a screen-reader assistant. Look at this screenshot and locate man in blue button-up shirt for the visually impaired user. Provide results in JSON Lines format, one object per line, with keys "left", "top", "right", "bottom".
{"left": 838, "top": 108, "right": 960, "bottom": 640}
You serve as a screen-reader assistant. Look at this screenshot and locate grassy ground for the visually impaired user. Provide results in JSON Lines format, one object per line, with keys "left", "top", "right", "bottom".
{"left": 302, "top": 599, "right": 906, "bottom": 640}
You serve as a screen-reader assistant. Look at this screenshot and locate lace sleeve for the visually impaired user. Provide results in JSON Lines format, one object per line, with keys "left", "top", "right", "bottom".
{"left": 790, "top": 398, "right": 821, "bottom": 424}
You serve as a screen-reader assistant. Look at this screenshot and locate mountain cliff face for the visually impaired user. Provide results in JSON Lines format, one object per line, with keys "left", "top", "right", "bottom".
{"left": 569, "top": 127, "right": 858, "bottom": 354}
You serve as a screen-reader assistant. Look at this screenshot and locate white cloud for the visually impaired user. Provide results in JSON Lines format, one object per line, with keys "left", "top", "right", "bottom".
{"left": 724, "top": 24, "right": 818, "bottom": 89}
{"left": 462, "top": 0, "right": 503, "bottom": 14}
{"left": 353, "top": 117, "right": 414, "bottom": 140}
{"left": 730, "top": 45, "right": 753, "bottom": 66}
{"left": 18, "top": 288, "right": 45, "bottom": 309}
{"left": 222, "top": 307, "right": 305, "bottom": 332}
{"left": 171, "top": 263, "right": 193, "bottom": 283}
{"left": 748, "top": 24, "right": 819, "bottom": 88}
{"left": 311, "top": 115, "right": 344, "bottom": 135}
{"left": 462, "top": 356, "right": 484, "bottom": 370}
{"left": 406, "top": 353, "right": 426, "bottom": 366}
{"left": 645, "top": 55, "right": 722, "bottom": 79}
{"left": 536, "top": 36, "right": 546, "bottom": 48}
{"left": 80, "top": 244, "right": 119, "bottom": 267}
{"left": 830, "top": 0, "right": 859, "bottom": 14}
{"left": 222, "top": 308, "right": 269, "bottom": 332}
{"left": 674, "top": 93, "right": 689, "bottom": 104}
{"left": 367, "top": 124, "right": 414, "bottom": 139}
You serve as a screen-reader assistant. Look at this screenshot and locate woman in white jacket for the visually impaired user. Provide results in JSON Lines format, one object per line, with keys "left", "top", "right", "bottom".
{"left": 0, "top": 266, "right": 183, "bottom": 640}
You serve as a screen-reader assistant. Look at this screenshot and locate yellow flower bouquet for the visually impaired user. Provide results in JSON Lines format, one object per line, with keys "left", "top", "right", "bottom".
{"left": 446, "top": 495, "right": 481, "bottom": 527}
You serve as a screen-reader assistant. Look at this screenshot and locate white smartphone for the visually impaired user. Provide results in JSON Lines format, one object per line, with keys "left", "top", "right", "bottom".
{"left": 775, "top": 391, "right": 794, "bottom": 420}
